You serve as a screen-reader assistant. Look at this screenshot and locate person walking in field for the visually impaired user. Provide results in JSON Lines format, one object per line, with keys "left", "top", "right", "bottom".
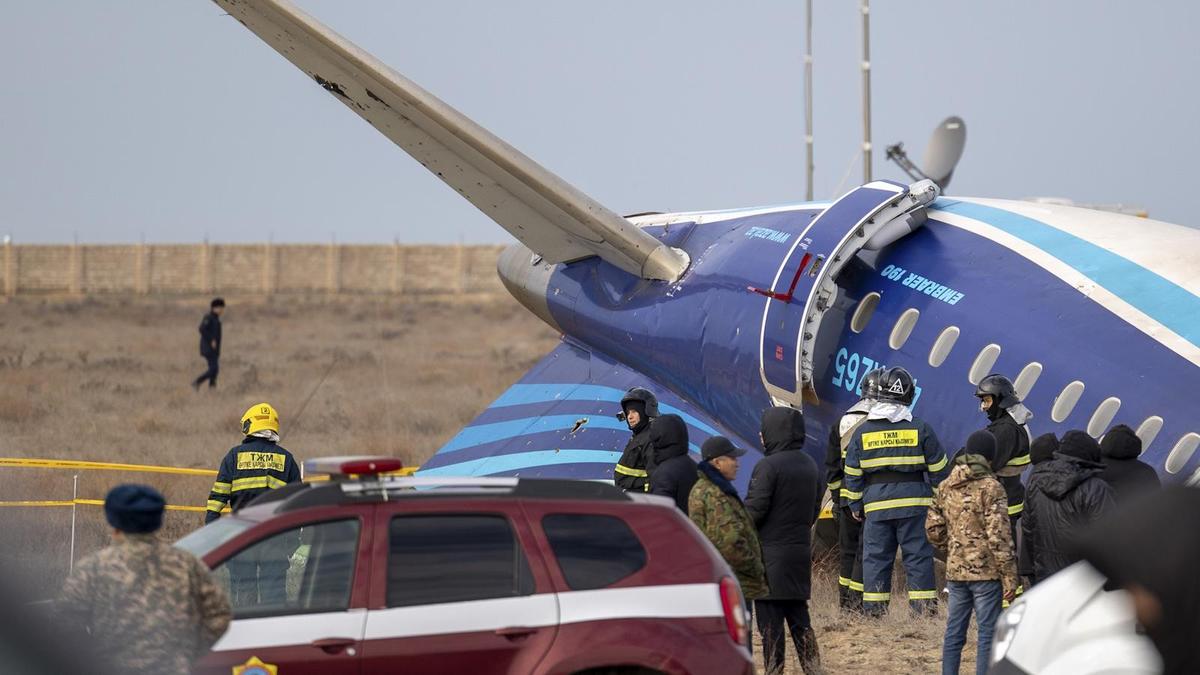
{"left": 926, "top": 430, "right": 1018, "bottom": 674}
{"left": 205, "top": 402, "right": 301, "bottom": 608}
{"left": 57, "top": 484, "right": 231, "bottom": 674}
{"left": 192, "top": 297, "right": 224, "bottom": 390}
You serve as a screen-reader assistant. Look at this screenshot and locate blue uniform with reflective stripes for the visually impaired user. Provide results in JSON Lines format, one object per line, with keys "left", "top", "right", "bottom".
{"left": 844, "top": 415, "right": 949, "bottom": 613}
{"left": 843, "top": 417, "right": 949, "bottom": 521}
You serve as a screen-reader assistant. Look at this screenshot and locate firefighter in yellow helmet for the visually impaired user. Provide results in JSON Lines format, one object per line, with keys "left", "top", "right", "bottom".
{"left": 204, "top": 403, "right": 300, "bottom": 609}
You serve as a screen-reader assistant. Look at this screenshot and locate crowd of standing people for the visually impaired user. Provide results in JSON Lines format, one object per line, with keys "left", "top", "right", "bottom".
{"left": 612, "top": 365, "right": 1175, "bottom": 674}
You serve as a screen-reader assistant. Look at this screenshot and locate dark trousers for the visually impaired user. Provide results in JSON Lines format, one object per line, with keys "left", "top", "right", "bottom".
{"left": 755, "top": 599, "right": 811, "bottom": 675}
{"left": 194, "top": 353, "right": 219, "bottom": 388}
{"left": 862, "top": 514, "right": 936, "bottom": 614}
{"left": 837, "top": 506, "right": 864, "bottom": 605}
{"left": 942, "top": 580, "right": 1003, "bottom": 675}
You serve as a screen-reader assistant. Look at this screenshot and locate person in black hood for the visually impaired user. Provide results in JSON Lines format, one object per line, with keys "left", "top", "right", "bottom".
{"left": 1029, "top": 432, "right": 1059, "bottom": 466}
{"left": 746, "top": 406, "right": 823, "bottom": 675}
{"left": 613, "top": 387, "right": 659, "bottom": 492}
{"left": 1077, "top": 486, "right": 1200, "bottom": 675}
{"left": 647, "top": 414, "right": 696, "bottom": 513}
{"left": 1020, "top": 430, "right": 1114, "bottom": 584}
{"left": 1097, "top": 424, "right": 1161, "bottom": 502}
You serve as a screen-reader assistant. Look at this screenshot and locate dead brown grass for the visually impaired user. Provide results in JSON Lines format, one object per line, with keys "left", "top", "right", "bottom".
{"left": 0, "top": 293, "right": 970, "bottom": 672}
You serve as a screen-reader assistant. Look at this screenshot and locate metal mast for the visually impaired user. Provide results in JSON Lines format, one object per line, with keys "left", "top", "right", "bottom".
{"left": 860, "top": 0, "right": 872, "bottom": 182}
{"left": 804, "top": 0, "right": 814, "bottom": 200}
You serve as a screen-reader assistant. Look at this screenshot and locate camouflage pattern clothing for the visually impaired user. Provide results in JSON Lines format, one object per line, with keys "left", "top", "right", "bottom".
{"left": 57, "top": 533, "right": 231, "bottom": 674}
{"left": 925, "top": 456, "right": 1019, "bottom": 597}
{"left": 688, "top": 462, "right": 769, "bottom": 599}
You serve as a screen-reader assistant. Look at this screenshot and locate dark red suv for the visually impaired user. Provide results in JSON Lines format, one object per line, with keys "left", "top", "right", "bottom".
{"left": 176, "top": 457, "right": 754, "bottom": 675}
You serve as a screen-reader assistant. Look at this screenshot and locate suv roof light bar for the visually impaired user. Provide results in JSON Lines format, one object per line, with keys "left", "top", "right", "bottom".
{"left": 304, "top": 456, "right": 405, "bottom": 478}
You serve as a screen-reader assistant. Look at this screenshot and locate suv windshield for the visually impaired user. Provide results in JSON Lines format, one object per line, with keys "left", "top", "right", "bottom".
{"left": 174, "top": 518, "right": 254, "bottom": 558}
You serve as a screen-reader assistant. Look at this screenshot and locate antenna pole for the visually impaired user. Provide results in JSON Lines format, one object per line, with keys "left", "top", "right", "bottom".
{"left": 860, "top": 0, "right": 872, "bottom": 183}
{"left": 804, "top": 0, "right": 814, "bottom": 201}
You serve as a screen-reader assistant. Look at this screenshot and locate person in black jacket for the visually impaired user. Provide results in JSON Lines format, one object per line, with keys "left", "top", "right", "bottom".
{"left": 192, "top": 298, "right": 224, "bottom": 390}
{"left": 613, "top": 387, "right": 659, "bottom": 492}
{"left": 747, "top": 406, "right": 823, "bottom": 675}
{"left": 1029, "top": 432, "right": 1059, "bottom": 466}
{"left": 1021, "top": 430, "right": 1114, "bottom": 584}
{"left": 1078, "top": 486, "right": 1200, "bottom": 675}
{"left": 1098, "top": 424, "right": 1161, "bottom": 502}
{"left": 647, "top": 414, "right": 696, "bottom": 513}
{"left": 205, "top": 402, "right": 301, "bottom": 608}
{"left": 973, "top": 375, "right": 1032, "bottom": 535}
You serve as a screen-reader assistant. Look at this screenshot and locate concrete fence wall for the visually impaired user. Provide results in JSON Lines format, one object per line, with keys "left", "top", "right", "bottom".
{"left": 0, "top": 242, "right": 507, "bottom": 296}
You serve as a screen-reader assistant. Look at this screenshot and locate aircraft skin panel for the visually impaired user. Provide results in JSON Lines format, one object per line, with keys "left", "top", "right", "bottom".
{"left": 418, "top": 341, "right": 757, "bottom": 490}
{"left": 212, "top": 0, "right": 686, "bottom": 280}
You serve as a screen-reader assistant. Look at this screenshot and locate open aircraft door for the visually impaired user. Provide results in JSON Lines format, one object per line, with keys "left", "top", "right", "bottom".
{"left": 757, "top": 179, "right": 938, "bottom": 407}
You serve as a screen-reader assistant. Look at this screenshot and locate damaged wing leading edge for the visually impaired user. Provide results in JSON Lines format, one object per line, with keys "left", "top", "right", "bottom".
{"left": 211, "top": 0, "right": 689, "bottom": 281}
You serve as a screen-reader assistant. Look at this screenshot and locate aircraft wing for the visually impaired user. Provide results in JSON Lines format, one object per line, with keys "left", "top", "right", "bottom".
{"left": 418, "top": 341, "right": 759, "bottom": 490}
{"left": 211, "top": 0, "right": 689, "bottom": 281}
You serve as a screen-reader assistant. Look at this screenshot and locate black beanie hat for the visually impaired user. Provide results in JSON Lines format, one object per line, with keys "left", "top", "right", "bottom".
{"left": 1030, "top": 433, "right": 1059, "bottom": 465}
{"left": 1099, "top": 424, "right": 1142, "bottom": 460}
{"left": 1058, "top": 430, "right": 1102, "bottom": 463}
{"left": 965, "top": 430, "right": 997, "bottom": 464}
{"left": 104, "top": 484, "right": 165, "bottom": 534}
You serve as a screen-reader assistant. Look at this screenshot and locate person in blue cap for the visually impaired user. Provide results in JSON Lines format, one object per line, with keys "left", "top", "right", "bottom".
{"left": 56, "top": 484, "right": 231, "bottom": 674}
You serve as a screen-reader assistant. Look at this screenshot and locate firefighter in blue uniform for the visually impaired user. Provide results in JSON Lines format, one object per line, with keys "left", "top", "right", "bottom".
{"left": 844, "top": 366, "right": 950, "bottom": 616}
{"left": 205, "top": 402, "right": 301, "bottom": 608}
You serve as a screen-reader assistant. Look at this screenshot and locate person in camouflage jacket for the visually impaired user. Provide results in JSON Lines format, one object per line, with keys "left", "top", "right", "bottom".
{"left": 688, "top": 436, "right": 769, "bottom": 600}
{"left": 926, "top": 431, "right": 1017, "bottom": 675}
{"left": 57, "top": 485, "right": 231, "bottom": 675}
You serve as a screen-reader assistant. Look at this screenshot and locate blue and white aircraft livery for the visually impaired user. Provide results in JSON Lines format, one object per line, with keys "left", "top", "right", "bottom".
{"left": 212, "top": 0, "right": 1200, "bottom": 491}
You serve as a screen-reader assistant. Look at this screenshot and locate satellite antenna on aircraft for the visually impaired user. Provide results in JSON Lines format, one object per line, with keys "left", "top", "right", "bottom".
{"left": 886, "top": 116, "right": 967, "bottom": 192}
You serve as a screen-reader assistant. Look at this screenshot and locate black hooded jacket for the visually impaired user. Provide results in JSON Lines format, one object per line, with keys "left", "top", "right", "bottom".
{"left": 1021, "top": 447, "right": 1115, "bottom": 582}
{"left": 985, "top": 409, "right": 1030, "bottom": 510}
{"left": 614, "top": 413, "right": 654, "bottom": 492}
{"left": 1097, "top": 424, "right": 1161, "bottom": 502}
{"left": 745, "top": 407, "right": 823, "bottom": 600}
{"left": 648, "top": 415, "right": 696, "bottom": 513}
{"left": 1078, "top": 486, "right": 1200, "bottom": 675}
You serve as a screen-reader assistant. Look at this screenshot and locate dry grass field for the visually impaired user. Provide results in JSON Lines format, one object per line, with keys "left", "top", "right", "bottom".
{"left": 0, "top": 293, "right": 971, "bottom": 674}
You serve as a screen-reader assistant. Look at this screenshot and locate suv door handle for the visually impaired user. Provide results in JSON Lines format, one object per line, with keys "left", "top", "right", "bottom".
{"left": 494, "top": 626, "right": 537, "bottom": 641}
{"left": 311, "top": 637, "right": 356, "bottom": 654}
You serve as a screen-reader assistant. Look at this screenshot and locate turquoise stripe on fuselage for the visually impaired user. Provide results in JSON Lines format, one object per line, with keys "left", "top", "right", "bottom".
{"left": 418, "top": 449, "right": 624, "bottom": 476}
{"left": 440, "top": 413, "right": 704, "bottom": 456}
{"left": 935, "top": 200, "right": 1200, "bottom": 348}
{"left": 489, "top": 384, "right": 721, "bottom": 436}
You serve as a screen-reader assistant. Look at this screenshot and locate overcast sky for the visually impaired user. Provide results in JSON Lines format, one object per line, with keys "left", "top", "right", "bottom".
{"left": 2, "top": 1, "right": 1196, "bottom": 244}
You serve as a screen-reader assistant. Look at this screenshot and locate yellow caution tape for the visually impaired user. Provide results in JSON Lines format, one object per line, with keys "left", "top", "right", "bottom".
{"left": 0, "top": 498, "right": 207, "bottom": 513}
{"left": 0, "top": 458, "right": 217, "bottom": 476}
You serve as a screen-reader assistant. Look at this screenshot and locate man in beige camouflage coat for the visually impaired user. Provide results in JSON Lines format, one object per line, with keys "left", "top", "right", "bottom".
{"left": 57, "top": 485, "right": 231, "bottom": 675}
{"left": 688, "top": 436, "right": 769, "bottom": 602}
{"left": 926, "top": 431, "right": 1018, "bottom": 675}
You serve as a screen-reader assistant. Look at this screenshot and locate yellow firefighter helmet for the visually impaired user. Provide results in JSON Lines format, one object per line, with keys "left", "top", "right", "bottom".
{"left": 241, "top": 403, "right": 280, "bottom": 436}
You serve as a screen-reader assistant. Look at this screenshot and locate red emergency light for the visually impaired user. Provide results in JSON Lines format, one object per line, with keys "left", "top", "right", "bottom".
{"left": 304, "top": 456, "right": 405, "bottom": 478}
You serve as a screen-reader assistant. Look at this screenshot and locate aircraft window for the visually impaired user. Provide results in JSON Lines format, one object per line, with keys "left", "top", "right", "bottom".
{"left": 967, "top": 344, "right": 1001, "bottom": 385}
{"left": 851, "top": 292, "right": 881, "bottom": 333}
{"left": 1135, "top": 416, "right": 1164, "bottom": 451}
{"left": 1165, "top": 432, "right": 1200, "bottom": 474}
{"left": 927, "top": 326, "right": 960, "bottom": 367}
{"left": 1013, "top": 362, "right": 1043, "bottom": 399}
{"left": 1086, "top": 397, "right": 1122, "bottom": 437}
{"left": 889, "top": 309, "right": 920, "bottom": 350}
{"left": 1050, "top": 381, "right": 1086, "bottom": 423}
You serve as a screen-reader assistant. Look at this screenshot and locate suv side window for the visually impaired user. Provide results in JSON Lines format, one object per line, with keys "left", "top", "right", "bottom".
{"left": 216, "top": 518, "right": 360, "bottom": 619}
{"left": 542, "top": 513, "right": 646, "bottom": 590}
{"left": 387, "top": 515, "right": 535, "bottom": 608}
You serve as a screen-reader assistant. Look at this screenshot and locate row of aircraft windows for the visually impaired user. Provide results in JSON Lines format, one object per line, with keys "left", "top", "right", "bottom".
{"left": 849, "top": 292, "right": 1200, "bottom": 476}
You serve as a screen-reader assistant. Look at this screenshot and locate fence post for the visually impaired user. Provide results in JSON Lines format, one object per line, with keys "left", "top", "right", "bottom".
{"left": 69, "top": 474, "right": 78, "bottom": 576}
{"left": 3, "top": 236, "right": 13, "bottom": 297}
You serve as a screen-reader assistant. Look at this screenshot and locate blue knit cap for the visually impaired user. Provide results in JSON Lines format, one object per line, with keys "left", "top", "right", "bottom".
{"left": 104, "top": 484, "right": 165, "bottom": 534}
